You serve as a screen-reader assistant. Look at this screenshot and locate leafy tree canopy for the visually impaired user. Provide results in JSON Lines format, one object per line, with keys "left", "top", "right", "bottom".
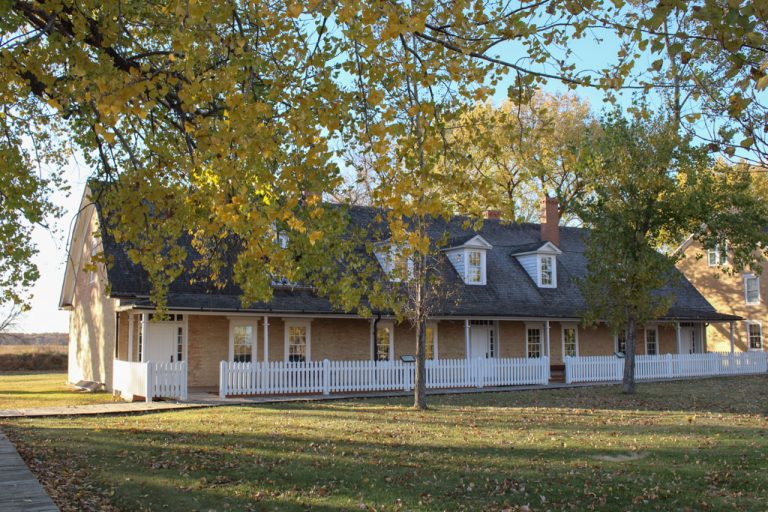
{"left": 441, "top": 91, "right": 597, "bottom": 223}
{"left": 1, "top": 0, "right": 766, "bottom": 312}
{"left": 576, "top": 107, "right": 768, "bottom": 392}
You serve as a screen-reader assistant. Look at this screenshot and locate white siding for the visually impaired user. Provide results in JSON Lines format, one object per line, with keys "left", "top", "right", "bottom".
{"left": 517, "top": 254, "right": 538, "bottom": 283}
{"left": 447, "top": 249, "right": 465, "bottom": 278}
{"left": 374, "top": 249, "right": 392, "bottom": 274}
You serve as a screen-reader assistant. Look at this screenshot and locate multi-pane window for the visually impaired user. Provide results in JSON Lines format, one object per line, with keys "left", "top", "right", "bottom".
{"left": 177, "top": 326, "right": 184, "bottom": 362}
{"left": 467, "top": 251, "right": 482, "bottom": 284}
{"left": 233, "top": 325, "right": 254, "bottom": 363}
{"left": 563, "top": 327, "right": 577, "bottom": 357}
{"left": 540, "top": 256, "right": 554, "bottom": 286}
{"left": 376, "top": 325, "right": 392, "bottom": 361}
{"left": 288, "top": 325, "right": 307, "bottom": 362}
{"left": 745, "top": 275, "right": 760, "bottom": 304}
{"left": 616, "top": 330, "right": 627, "bottom": 354}
{"left": 707, "top": 244, "right": 728, "bottom": 266}
{"left": 425, "top": 325, "right": 436, "bottom": 360}
{"left": 488, "top": 326, "right": 496, "bottom": 358}
{"left": 748, "top": 323, "right": 763, "bottom": 350}
{"left": 527, "top": 328, "right": 542, "bottom": 358}
{"left": 645, "top": 328, "right": 658, "bottom": 356}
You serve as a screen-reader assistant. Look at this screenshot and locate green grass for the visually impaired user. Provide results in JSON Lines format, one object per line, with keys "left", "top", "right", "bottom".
{"left": 0, "top": 372, "right": 119, "bottom": 410}
{"left": 3, "top": 376, "right": 768, "bottom": 511}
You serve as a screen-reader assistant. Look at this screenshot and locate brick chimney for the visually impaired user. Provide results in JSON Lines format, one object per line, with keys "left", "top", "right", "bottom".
{"left": 540, "top": 196, "right": 560, "bottom": 246}
{"left": 483, "top": 209, "right": 502, "bottom": 220}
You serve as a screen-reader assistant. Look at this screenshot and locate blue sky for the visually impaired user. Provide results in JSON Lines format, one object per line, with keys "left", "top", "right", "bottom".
{"left": 16, "top": 27, "right": 644, "bottom": 333}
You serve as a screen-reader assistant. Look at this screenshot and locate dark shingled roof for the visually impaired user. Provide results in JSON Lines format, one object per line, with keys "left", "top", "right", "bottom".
{"left": 99, "top": 203, "right": 740, "bottom": 322}
{"left": 509, "top": 241, "right": 555, "bottom": 255}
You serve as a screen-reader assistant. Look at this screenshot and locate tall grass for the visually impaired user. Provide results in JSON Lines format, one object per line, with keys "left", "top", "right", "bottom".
{"left": 0, "top": 345, "right": 67, "bottom": 371}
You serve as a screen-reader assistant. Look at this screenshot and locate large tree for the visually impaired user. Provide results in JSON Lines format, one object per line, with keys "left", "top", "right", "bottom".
{"left": 584, "top": 0, "right": 768, "bottom": 166}
{"left": 6, "top": 1, "right": 765, "bottom": 406}
{"left": 0, "top": 1, "right": 675, "bottom": 305}
{"left": 576, "top": 108, "right": 768, "bottom": 394}
{"left": 442, "top": 91, "right": 597, "bottom": 222}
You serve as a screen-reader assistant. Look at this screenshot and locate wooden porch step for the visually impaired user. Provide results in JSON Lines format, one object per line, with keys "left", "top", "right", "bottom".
{"left": 550, "top": 366, "right": 566, "bottom": 383}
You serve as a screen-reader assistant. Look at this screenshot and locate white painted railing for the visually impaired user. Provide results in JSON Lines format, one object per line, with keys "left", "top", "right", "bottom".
{"left": 113, "top": 360, "right": 148, "bottom": 401}
{"left": 150, "top": 361, "right": 188, "bottom": 401}
{"left": 113, "top": 360, "right": 188, "bottom": 402}
{"left": 219, "top": 356, "right": 549, "bottom": 398}
{"left": 564, "top": 352, "right": 768, "bottom": 384}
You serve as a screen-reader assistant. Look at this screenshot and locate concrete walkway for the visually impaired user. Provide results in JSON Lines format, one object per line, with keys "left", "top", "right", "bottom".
{"left": 0, "top": 430, "right": 58, "bottom": 511}
{"left": 0, "top": 401, "right": 212, "bottom": 419}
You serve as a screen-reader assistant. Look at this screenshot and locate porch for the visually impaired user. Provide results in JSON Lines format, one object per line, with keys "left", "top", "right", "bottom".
{"left": 110, "top": 311, "right": 752, "bottom": 401}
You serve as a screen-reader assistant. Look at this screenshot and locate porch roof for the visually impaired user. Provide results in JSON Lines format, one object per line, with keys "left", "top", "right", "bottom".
{"left": 118, "top": 292, "right": 741, "bottom": 323}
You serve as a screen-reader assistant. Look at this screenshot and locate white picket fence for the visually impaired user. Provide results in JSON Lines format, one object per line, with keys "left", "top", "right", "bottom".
{"left": 113, "top": 360, "right": 188, "bottom": 402}
{"left": 564, "top": 352, "right": 768, "bottom": 384}
{"left": 219, "top": 356, "right": 549, "bottom": 398}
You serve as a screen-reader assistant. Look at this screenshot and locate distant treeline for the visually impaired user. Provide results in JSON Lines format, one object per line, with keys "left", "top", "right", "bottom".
{"left": 0, "top": 333, "right": 68, "bottom": 346}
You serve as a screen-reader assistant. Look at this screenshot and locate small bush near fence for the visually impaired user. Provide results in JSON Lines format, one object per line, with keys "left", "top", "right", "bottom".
{"left": 0, "top": 345, "right": 67, "bottom": 371}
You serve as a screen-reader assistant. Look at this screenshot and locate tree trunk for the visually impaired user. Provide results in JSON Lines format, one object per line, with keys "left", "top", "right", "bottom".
{"left": 622, "top": 315, "right": 637, "bottom": 394}
{"left": 414, "top": 317, "right": 428, "bottom": 410}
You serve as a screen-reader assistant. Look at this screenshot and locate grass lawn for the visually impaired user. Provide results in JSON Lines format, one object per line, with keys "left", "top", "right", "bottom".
{"left": 3, "top": 376, "right": 768, "bottom": 511}
{"left": 0, "top": 372, "right": 119, "bottom": 410}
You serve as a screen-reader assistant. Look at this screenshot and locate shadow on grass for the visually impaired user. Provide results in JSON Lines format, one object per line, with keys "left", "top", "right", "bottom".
{"left": 291, "top": 375, "right": 768, "bottom": 416}
{"left": 4, "top": 407, "right": 768, "bottom": 512}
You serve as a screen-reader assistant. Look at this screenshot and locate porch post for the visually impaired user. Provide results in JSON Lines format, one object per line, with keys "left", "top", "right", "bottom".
{"left": 141, "top": 313, "right": 149, "bottom": 362}
{"left": 263, "top": 315, "right": 270, "bottom": 362}
{"left": 544, "top": 320, "right": 551, "bottom": 358}
{"left": 127, "top": 313, "right": 134, "bottom": 362}
{"left": 702, "top": 323, "right": 708, "bottom": 353}
{"left": 464, "top": 319, "right": 470, "bottom": 359}
{"left": 675, "top": 321, "right": 681, "bottom": 354}
{"left": 729, "top": 321, "right": 735, "bottom": 353}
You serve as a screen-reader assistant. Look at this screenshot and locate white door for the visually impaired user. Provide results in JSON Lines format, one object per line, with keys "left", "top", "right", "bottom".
{"left": 145, "top": 323, "right": 177, "bottom": 363}
{"left": 470, "top": 325, "right": 490, "bottom": 359}
{"left": 680, "top": 325, "right": 699, "bottom": 354}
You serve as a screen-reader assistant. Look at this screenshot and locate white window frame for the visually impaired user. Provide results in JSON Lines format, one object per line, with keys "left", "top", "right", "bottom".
{"left": 173, "top": 315, "right": 189, "bottom": 364}
{"left": 746, "top": 320, "right": 763, "bottom": 351}
{"left": 561, "top": 323, "right": 579, "bottom": 358}
{"left": 744, "top": 274, "right": 761, "bottom": 305}
{"left": 228, "top": 317, "right": 258, "bottom": 363}
{"left": 425, "top": 322, "right": 439, "bottom": 361}
{"left": 615, "top": 330, "right": 627, "bottom": 355}
{"left": 284, "top": 319, "right": 312, "bottom": 362}
{"left": 372, "top": 320, "right": 395, "bottom": 361}
{"left": 525, "top": 323, "right": 543, "bottom": 359}
{"left": 376, "top": 244, "right": 413, "bottom": 282}
{"left": 537, "top": 255, "right": 557, "bottom": 288}
{"left": 465, "top": 249, "right": 486, "bottom": 285}
{"left": 707, "top": 243, "right": 728, "bottom": 267}
{"left": 644, "top": 325, "right": 659, "bottom": 356}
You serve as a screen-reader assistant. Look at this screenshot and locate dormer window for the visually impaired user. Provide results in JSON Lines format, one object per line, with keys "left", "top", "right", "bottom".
{"left": 707, "top": 243, "right": 728, "bottom": 266}
{"left": 375, "top": 243, "right": 413, "bottom": 282}
{"left": 511, "top": 241, "right": 562, "bottom": 289}
{"left": 540, "top": 255, "right": 555, "bottom": 287}
{"left": 467, "top": 251, "right": 483, "bottom": 284}
{"left": 443, "top": 235, "right": 492, "bottom": 286}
